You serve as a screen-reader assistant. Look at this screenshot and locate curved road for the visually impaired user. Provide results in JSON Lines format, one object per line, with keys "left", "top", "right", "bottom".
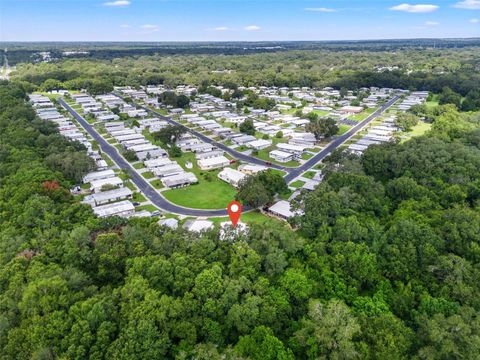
{"left": 61, "top": 95, "right": 398, "bottom": 216}
{"left": 59, "top": 98, "right": 231, "bottom": 217}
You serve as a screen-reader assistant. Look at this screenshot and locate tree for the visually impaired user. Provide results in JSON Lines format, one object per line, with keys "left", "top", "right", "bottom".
{"left": 292, "top": 299, "right": 360, "bottom": 359}
{"left": 152, "top": 125, "right": 186, "bottom": 145}
{"left": 176, "top": 94, "right": 190, "bottom": 109}
{"left": 275, "top": 131, "right": 283, "bottom": 138}
{"left": 239, "top": 119, "right": 255, "bottom": 136}
{"left": 306, "top": 117, "right": 339, "bottom": 140}
{"left": 395, "top": 113, "right": 419, "bottom": 132}
{"left": 235, "top": 326, "right": 294, "bottom": 360}
{"left": 438, "top": 86, "right": 462, "bottom": 108}
{"left": 122, "top": 149, "right": 138, "bottom": 162}
{"left": 237, "top": 176, "right": 272, "bottom": 208}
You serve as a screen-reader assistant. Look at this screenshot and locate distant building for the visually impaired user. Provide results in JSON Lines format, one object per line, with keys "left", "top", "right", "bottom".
{"left": 218, "top": 168, "right": 247, "bottom": 188}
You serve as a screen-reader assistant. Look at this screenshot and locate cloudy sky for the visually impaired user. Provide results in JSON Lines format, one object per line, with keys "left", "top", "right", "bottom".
{"left": 0, "top": 0, "right": 479, "bottom": 41}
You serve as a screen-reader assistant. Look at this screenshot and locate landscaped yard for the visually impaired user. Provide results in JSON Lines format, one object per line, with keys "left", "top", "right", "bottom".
{"left": 133, "top": 162, "right": 145, "bottom": 169}
{"left": 338, "top": 124, "right": 352, "bottom": 135}
{"left": 132, "top": 192, "right": 147, "bottom": 202}
{"left": 150, "top": 179, "right": 164, "bottom": 189}
{"left": 290, "top": 180, "right": 306, "bottom": 188}
{"left": 142, "top": 171, "right": 155, "bottom": 179}
{"left": 162, "top": 151, "right": 238, "bottom": 209}
{"left": 303, "top": 171, "right": 316, "bottom": 179}
{"left": 163, "top": 180, "right": 237, "bottom": 209}
{"left": 301, "top": 153, "right": 313, "bottom": 160}
{"left": 135, "top": 204, "right": 158, "bottom": 212}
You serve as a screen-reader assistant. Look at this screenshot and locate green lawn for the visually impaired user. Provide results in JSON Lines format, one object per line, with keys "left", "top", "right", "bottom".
{"left": 124, "top": 181, "right": 136, "bottom": 191}
{"left": 135, "top": 204, "right": 158, "bottom": 212}
{"left": 307, "top": 147, "right": 321, "bottom": 153}
{"left": 303, "top": 171, "right": 316, "bottom": 179}
{"left": 301, "top": 153, "right": 313, "bottom": 160}
{"left": 163, "top": 180, "right": 236, "bottom": 209}
{"left": 132, "top": 192, "right": 147, "bottom": 202}
{"left": 290, "top": 180, "right": 306, "bottom": 188}
{"left": 150, "top": 179, "right": 164, "bottom": 189}
{"left": 142, "top": 171, "right": 155, "bottom": 179}
{"left": 312, "top": 110, "right": 330, "bottom": 117}
{"left": 400, "top": 121, "right": 432, "bottom": 143}
{"left": 162, "top": 152, "right": 237, "bottom": 209}
{"left": 338, "top": 124, "right": 352, "bottom": 135}
{"left": 133, "top": 162, "right": 145, "bottom": 169}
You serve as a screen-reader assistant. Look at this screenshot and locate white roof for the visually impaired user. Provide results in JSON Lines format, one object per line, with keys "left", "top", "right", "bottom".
{"left": 218, "top": 167, "right": 246, "bottom": 183}
{"left": 83, "top": 169, "right": 115, "bottom": 183}
{"left": 277, "top": 143, "right": 306, "bottom": 152}
{"left": 183, "top": 219, "right": 214, "bottom": 232}
{"left": 198, "top": 156, "right": 230, "bottom": 167}
{"left": 270, "top": 150, "right": 293, "bottom": 158}
{"left": 92, "top": 200, "right": 134, "bottom": 218}
{"left": 144, "top": 158, "right": 173, "bottom": 168}
{"left": 82, "top": 187, "right": 132, "bottom": 204}
{"left": 268, "top": 200, "right": 302, "bottom": 218}
{"left": 247, "top": 139, "right": 272, "bottom": 148}
{"left": 157, "top": 218, "right": 179, "bottom": 229}
{"left": 89, "top": 176, "right": 123, "bottom": 191}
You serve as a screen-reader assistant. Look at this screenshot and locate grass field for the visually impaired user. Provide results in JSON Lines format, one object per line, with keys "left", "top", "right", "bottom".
{"left": 400, "top": 121, "right": 432, "bottom": 143}
{"left": 162, "top": 152, "right": 237, "bottom": 209}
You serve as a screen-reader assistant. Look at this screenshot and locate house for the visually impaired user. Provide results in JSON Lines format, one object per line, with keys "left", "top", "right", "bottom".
{"left": 289, "top": 133, "right": 316, "bottom": 147}
{"left": 232, "top": 135, "right": 257, "bottom": 145}
{"left": 246, "top": 139, "right": 272, "bottom": 150}
{"left": 268, "top": 200, "right": 303, "bottom": 220}
{"left": 82, "top": 187, "right": 133, "bottom": 206}
{"left": 339, "top": 106, "right": 364, "bottom": 114}
{"left": 198, "top": 156, "right": 230, "bottom": 170}
{"left": 92, "top": 200, "right": 135, "bottom": 218}
{"left": 161, "top": 172, "right": 198, "bottom": 188}
{"left": 196, "top": 150, "right": 224, "bottom": 160}
{"left": 89, "top": 176, "right": 124, "bottom": 193}
{"left": 144, "top": 158, "right": 173, "bottom": 169}
{"left": 157, "top": 218, "right": 179, "bottom": 229}
{"left": 82, "top": 169, "right": 115, "bottom": 184}
{"left": 269, "top": 150, "right": 294, "bottom": 163}
{"left": 277, "top": 143, "right": 306, "bottom": 155}
{"left": 218, "top": 168, "right": 247, "bottom": 188}
{"left": 238, "top": 164, "right": 268, "bottom": 175}
{"left": 183, "top": 219, "right": 214, "bottom": 232}
{"left": 152, "top": 164, "right": 184, "bottom": 178}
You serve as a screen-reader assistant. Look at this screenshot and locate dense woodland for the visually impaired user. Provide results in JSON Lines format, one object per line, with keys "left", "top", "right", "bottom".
{"left": 1, "top": 47, "right": 480, "bottom": 360}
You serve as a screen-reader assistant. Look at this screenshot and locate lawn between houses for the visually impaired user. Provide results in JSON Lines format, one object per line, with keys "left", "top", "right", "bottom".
{"left": 161, "top": 152, "right": 237, "bottom": 209}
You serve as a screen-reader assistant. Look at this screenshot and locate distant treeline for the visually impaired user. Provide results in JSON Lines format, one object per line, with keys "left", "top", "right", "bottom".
{"left": 2, "top": 38, "right": 480, "bottom": 65}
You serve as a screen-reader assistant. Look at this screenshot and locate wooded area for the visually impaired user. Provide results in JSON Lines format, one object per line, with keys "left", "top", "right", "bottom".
{"left": 1, "top": 67, "right": 480, "bottom": 359}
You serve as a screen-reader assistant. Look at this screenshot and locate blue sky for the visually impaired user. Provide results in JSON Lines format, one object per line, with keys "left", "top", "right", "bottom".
{"left": 1, "top": 0, "right": 479, "bottom": 41}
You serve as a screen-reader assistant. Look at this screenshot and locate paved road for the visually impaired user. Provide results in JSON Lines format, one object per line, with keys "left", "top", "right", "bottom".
{"left": 284, "top": 96, "right": 399, "bottom": 182}
{"left": 59, "top": 98, "right": 231, "bottom": 217}
{"left": 115, "top": 92, "right": 290, "bottom": 172}
{"left": 60, "top": 95, "right": 397, "bottom": 217}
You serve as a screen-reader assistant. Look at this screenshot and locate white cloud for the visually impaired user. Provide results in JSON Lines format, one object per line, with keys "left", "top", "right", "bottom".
{"left": 453, "top": 0, "right": 480, "bottom": 9}
{"left": 120, "top": 24, "right": 130, "bottom": 28}
{"left": 244, "top": 25, "right": 261, "bottom": 31}
{"left": 140, "top": 24, "right": 159, "bottom": 33}
{"left": 213, "top": 26, "right": 231, "bottom": 31}
{"left": 390, "top": 3, "right": 439, "bottom": 13}
{"left": 304, "top": 7, "right": 337, "bottom": 12}
{"left": 103, "top": 0, "right": 130, "bottom": 7}
{"left": 425, "top": 21, "right": 440, "bottom": 26}
{"left": 470, "top": 18, "right": 480, "bottom": 23}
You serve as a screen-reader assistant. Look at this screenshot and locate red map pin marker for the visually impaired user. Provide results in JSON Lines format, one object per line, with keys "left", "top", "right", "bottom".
{"left": 227, "top": 201, "right": 242, "bottom": 227}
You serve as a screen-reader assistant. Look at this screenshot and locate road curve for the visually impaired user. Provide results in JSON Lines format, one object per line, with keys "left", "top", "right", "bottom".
{"left": 59, "top": 98, "right": 231, "bottom": 217}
